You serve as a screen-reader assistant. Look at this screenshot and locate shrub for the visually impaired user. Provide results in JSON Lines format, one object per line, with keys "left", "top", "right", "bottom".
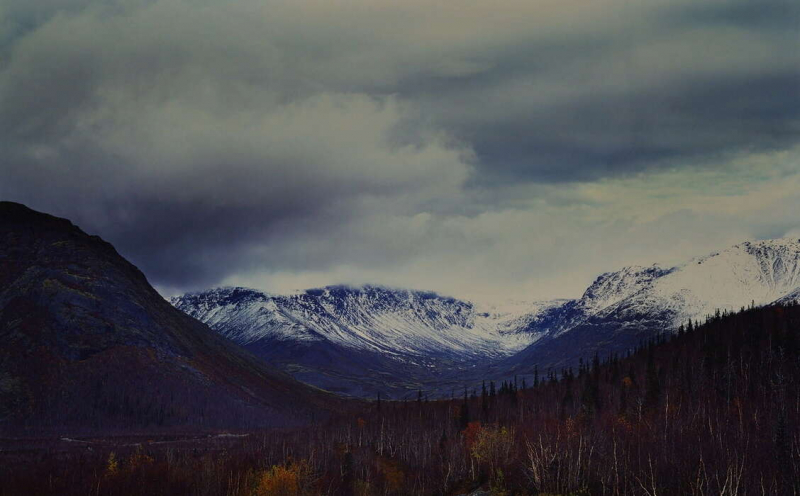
{"left": 252, "top": 460, "right": 312, "bottom": 496}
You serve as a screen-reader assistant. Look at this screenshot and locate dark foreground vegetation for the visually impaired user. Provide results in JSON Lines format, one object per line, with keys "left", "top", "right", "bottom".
{"left": 2, "top": 303, "right": 799, "bottom": 495}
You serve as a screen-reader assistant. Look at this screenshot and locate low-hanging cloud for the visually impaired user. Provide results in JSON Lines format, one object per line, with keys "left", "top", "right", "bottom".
{"left": 1, "top": 0, "right": 799, "bottom": 300}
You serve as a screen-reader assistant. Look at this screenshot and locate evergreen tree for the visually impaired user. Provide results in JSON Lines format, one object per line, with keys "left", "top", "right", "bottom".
{"left": 481, "top": 381, "right": 488, "bottom": 419}
{"left": 645, "top": 347, "right": 661, "bottom": 408}
{"left": 458, "top": 387, "right": 469, "bottom": 430}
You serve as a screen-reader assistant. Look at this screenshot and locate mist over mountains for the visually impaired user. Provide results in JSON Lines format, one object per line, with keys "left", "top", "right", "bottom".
{"left": 173, "top": 238, "right": 800, "bottom": 398}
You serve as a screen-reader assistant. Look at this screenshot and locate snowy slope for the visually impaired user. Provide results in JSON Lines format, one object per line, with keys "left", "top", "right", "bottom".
{"left": 776, "top": 286, "right": 800, "bottom": 305}
{"left": 474, "top": 299, "right": 570, "bottom": 341}
{"left": 172, "top": 285, "right": 555, "bottom": 360}
{"left": 601, "top": 239, "right": 800, "bottom": 326}
{"left": 499, "top": 238, "right": 800, "bottom": 373}
{"left": 171, "top": 238, "right": 800, "bottom": 397}
{"left": 578, "top": 265, "right": 674, "bottom": 315}
{"left": 532, "top": 238, "right": 800, "bottom": 334}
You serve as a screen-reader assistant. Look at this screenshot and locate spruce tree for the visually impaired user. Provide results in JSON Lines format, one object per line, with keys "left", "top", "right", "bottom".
{"left": 644, "top": 348, "right": 661, "bottom": 408}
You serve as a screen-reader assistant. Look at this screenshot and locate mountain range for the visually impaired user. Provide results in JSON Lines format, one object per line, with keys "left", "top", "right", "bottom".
{"left": 3, "top": 199, "right": 799, "bottom": 415}
{"left": 173, "top": 238, "right": 800, "bottom": 398}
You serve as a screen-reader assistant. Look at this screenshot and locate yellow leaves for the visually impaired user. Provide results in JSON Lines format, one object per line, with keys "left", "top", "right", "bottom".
{"left": 253, "top": 465, "right": 298, "bottom": 496}
{"left": 353, "top": 479, "right": 372, "bottom": 496}
{"left": 470, "top": 425, "right": 514, "bottom": 463}
{"left": 128, "top": 447, "right": 154, "bottom": 470}
{"left": 105, "top": 452, "right": 118, "bottom": 477}
{"left": 490, "top": 468, "right": 510, "bottom": 496}
{"left": 104, "top": 448, "right": 153, "bottom": 478}
{"left": 252, "top": 460, "right": 312, "bottom": 496}
{"left": 470, "top": 426, "right": 515, "bottom": 494}
{"left": 377, "top": 457, "right": 405, "bottom": 493}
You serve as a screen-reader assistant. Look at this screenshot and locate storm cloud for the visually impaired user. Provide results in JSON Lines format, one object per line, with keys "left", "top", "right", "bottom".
{"left": 1, "top": 0, "right": 799, "bottom": 300}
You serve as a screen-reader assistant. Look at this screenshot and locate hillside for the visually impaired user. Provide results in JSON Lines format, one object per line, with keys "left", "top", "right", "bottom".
{"left": 0, "top": 202, "right": 341, "bottom": 434}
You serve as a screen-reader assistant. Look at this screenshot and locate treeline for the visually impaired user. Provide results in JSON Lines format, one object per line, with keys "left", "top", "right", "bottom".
{"left": 2, "top": 303, "right": 799, "bottom": 495}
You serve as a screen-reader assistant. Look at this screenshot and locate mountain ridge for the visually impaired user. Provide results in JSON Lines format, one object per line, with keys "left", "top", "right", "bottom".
{"left": 172, "top": 237, "right": 800, "bottom": 397}
{"left": 171, "top": 284, "right": 547, "bottom": 359}
{"left": 0, "top": 201, "right": 341, "bottom": 432}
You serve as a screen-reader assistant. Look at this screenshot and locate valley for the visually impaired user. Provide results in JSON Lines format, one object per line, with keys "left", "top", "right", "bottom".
{"left": 173, "top": 239, "right": 800, "bottom": 398}
{"left": 1, "top": 203, "right": 798, "bottom": 495}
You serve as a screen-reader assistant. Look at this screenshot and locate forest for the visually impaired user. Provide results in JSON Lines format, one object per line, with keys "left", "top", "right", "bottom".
{"left": 2, "top": 302, "right": 798, "bottom": 495}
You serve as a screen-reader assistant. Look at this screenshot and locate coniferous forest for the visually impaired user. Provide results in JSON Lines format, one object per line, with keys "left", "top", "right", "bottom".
{"left": 2, "top": 302, "right": 798, "bottom": 496}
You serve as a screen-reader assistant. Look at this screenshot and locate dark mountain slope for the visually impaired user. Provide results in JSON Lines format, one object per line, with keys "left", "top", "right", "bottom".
{"left": 0, "top": 202, "right": 342, "bottom": 434}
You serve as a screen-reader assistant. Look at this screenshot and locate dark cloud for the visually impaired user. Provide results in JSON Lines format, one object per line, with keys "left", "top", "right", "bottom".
{"left": 406, "top": 2, "right": 800, "bottom": 182}
{"left": 465, "top": 71, "right": 800, "bottom": 183}
{"left": 1, "top": 0, "right": 799, "bottom": 297}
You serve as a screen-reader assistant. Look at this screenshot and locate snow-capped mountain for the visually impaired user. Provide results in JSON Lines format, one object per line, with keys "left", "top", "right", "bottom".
{"left": 172, "top": 285, "right": 549, "bottom": 361}
{"left": 579, "top": 265, "right": 675, "bottom": 315}
{"left": 498, "top": 238, "right": 800, "bottom": 374}
{"left": 172, "top": 286, "right": 561, "bottom": 397}
{"left": 172, "top": 238, "right": 800, "bottom": 397}
{"left": 530, "top": 238, "right": 800, "bottom": 336}
{"left": 584, "top": 238, "right": 800, "bottom": 325}
{"left": 651, "top": 239, "right": 800, "bottom": 318}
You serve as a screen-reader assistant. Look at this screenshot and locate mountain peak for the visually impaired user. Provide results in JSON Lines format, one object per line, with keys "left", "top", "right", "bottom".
{"left": 1, "top": 204, "right": 337, "bottom": 430}
{"left": 694, "top": 238, "right": 800, "bottom": 263}
{"left": 741, "top": 237, "right": 800, "bottom": 248}
{"left": 303, "top": 284, "right": 455, "bottom": 302}
{"left": 0, "top": 200, "right": 45, "bottom": 216}
{"left": 0, "top": 201, "right": 79, "bottom": 233}
{"left": 580, "top": 264, "right": 672, "bottom": 313}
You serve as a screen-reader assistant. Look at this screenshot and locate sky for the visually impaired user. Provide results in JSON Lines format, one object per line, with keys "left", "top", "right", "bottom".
{"left": 1, "top": 0, "right": 799, "bottom": 302}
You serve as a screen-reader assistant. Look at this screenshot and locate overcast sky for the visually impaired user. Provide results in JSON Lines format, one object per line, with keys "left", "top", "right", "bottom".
{"left": 2, "top": 0, "right": 799, "bottom": 302}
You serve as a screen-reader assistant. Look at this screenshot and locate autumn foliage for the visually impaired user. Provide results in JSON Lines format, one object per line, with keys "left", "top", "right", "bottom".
{"left": 1, "top": 302, "right": 799, "bottom": 495}
{"left": 253, "top": 460, "right": 313, "bottom": 496}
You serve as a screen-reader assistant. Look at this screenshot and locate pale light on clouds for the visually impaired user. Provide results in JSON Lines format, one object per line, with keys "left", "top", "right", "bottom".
{"left": 2, "top": 0, "right": 799, "bottom": 303}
